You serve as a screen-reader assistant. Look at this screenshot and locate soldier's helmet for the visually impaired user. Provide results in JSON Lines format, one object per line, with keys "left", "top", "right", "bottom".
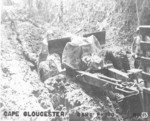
{"left": 42, "top": 30, "right": 52, "bottom": 38}
{"left": 42, "top": 30, "right": 53, "bottom": 45}
{"left": 46, "top": 30, "right": 53, "bottom": 38}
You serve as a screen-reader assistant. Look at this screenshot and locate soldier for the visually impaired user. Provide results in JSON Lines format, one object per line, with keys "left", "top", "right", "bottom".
{"left": 38, "top": 30, "right": 52, "bottom": 67}
{"left": 131, "top": 27, "right": 143, "bottom": 68}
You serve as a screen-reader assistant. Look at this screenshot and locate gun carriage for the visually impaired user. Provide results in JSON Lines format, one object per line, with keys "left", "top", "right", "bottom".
{"left": 45, "top": 27, "right": 150, "bottom": 119}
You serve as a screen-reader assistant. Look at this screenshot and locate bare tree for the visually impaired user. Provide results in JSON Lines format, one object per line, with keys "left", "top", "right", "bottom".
{"left": 59, "top": 0, "right": 64, "bottom": 23}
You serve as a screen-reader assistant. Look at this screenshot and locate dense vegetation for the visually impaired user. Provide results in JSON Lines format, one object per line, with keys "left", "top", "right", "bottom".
{"left": 2, "top": 0, "right": 150, "bottom": 47}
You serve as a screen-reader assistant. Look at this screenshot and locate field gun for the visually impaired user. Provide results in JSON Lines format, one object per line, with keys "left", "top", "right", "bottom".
{"left": 46, "top": 30, "right": 150, "bottom": 119}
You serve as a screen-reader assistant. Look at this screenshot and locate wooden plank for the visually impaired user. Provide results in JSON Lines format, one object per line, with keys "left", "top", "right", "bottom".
{"left": 143, "top": 88, "right": 150, "bottom": 115}
{"left": 140, "top": 41, "right": 150, "bottom": 52}
{"left": 77, "top": 71, "right": 115, "bottom": 88}
{"left": 108, "top": 68, "right": 129, "bottom": 81}
{"left": 77, "top": 71, "right": 138, "bottom": 95}
{"left": 140, "top": 57, "right": 150, "bottom": 67}
{"left": 139, "top": 26, "right": 150, "bottom": 41}
{"left": 139, "top": 25, "right": 150, "bottom": 31}
{"left": 142, "top": 72, "right": 150, "bottom": 88}
{"left": 139, "top": 25, "right": 150, "bottom": 29}
{"left": 77, "top": 71, "right": 119, "bottom": 87}
{"left": 143, "top": 88, "right": 150, "bottom": 94}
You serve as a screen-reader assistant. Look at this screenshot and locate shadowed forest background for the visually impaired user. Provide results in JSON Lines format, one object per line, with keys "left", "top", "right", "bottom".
{"left": 2, "top": 0, "right": 150, "bottom": 44}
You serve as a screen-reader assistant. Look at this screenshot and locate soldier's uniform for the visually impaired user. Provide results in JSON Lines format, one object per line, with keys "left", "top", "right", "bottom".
{"left": 38, "top": 30, "right": 53, "bottom": 67}
{"left": 134, "top": 35, "right": 143, "bottom": 56}
{"left": 131, "top": 29, "right": 143, "bottom": 68}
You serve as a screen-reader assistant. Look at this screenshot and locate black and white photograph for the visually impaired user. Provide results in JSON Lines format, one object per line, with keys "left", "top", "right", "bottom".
{"left": 0, "top": 0, "right": 150, "bottom": 121}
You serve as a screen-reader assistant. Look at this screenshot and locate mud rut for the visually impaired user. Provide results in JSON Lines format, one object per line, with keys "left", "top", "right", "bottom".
{"left": 0, "top": 22, "right": 125, "bottom": 121}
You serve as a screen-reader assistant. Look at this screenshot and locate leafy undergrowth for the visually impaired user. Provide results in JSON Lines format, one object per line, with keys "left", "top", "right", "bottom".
{"left": 44, "top": 74, "right": 123, "bottom": 121}
{"left": 1, "top": 24, "right": 48, "bottom": 121}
